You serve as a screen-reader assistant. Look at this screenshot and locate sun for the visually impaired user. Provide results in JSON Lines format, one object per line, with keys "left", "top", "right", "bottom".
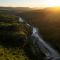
{"left": 46, "top": 0, "right": 60, "bottom": 7}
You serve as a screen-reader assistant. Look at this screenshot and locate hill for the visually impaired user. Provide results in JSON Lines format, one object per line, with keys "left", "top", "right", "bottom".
{"left": 20, "top": 7, "right": 60, "bottom": 50}
{"left": 0, "top": 7, "right": 33, "bottom": 13}
{"left": 0, "top": 14, "right": 33, "bottom": 60}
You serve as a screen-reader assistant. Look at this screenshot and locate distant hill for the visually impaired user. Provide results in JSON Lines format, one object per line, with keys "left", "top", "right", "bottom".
{"left": 0, "top": 7, "right": 34, "bottom": 16}
{"left": 0, "top": 7, "right": 33, "bottom": 13}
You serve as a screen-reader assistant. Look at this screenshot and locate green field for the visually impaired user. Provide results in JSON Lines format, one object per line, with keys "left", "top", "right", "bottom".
{"left": 0, "top": 47, "right": 29, "bottom": 60}
{"left": 0, "top": 14, "right": 32, "bottom": 60}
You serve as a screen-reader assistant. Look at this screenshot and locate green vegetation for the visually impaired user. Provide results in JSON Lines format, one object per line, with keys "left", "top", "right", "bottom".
{"left": 0, "top": 47, "right": 29, "bottom": 60}
{"left": 0, "top": 13, "right": 32, "bottom": 60}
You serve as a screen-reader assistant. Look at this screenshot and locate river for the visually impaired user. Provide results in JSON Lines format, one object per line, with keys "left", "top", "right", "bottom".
{"left": 19, "top": 17, "right": 60, "bottom": 60}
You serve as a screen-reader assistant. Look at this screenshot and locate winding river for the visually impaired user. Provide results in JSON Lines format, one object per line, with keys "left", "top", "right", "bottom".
{"left": 19, "top": 17, "right": 60, "bottom": 60}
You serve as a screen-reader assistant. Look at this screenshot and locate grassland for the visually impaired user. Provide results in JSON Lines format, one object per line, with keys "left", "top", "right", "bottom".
{"left": 0, "top": 47, "right": 30, "bottom": 60}
{"left": 0, "top": 13, "right": 32, "bottom": 60}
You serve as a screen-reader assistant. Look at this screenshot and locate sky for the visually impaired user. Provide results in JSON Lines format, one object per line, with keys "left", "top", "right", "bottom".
{"left": 0, "top": 0, "right": 60, "bottom": 8}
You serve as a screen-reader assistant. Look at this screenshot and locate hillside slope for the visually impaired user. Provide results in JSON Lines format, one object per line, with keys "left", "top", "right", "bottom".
{"left": 20, "top": 7, "right": 60, "bottom": 50}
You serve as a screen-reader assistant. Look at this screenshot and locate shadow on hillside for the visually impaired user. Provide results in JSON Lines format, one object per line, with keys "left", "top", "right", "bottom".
{"left": 0, "top": 35, "right": 36, "bottom": 60}
{"left": 0, "top": 36, "right": 25, "bottom": 48}
{"left": 23, "top": 45, "right": 44, "bottom": 60}
{"left": 0, "top": 25, "right": 44, "bottom": 60}
{"left": 0, "top": 36, "right": 44, "bottom": 60}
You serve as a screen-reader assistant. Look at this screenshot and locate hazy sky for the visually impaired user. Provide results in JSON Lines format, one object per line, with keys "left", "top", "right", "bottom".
{"left": 0, "top": 0, "right": 60, "bottom": 8}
